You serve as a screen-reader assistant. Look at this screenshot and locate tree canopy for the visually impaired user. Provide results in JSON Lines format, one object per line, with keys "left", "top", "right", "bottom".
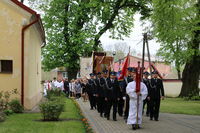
{"left": 28, "top": 0, "right": 151, "bottom": 79}
{"left": 151, "top": 0, "right": 200, "bottom": 96}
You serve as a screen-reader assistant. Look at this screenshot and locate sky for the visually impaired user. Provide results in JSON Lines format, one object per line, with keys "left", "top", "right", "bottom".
{"left": 100, "top": 13, "right": 161, "bottom": 55}
{"left": 24, "top": 1, "right": 160, "bottom": 55}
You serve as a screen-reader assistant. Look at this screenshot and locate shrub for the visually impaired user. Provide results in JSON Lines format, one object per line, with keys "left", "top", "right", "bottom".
{"left": 39, "top": 100, "right": 64, "bottom": 121}
{"left": 46, "top": 88, "right": 66, "bottom": 100}
{"left": 0, "top": 112, "right": 6, "bottom": 122}
{"left": 3, "top": 109, "right": 13, "bottom": 116}
{"left": 0, "top": 89, "right": 18, "bottom": 112}
{"left": 9, "top": 99, "right": 23, "bottom": 113}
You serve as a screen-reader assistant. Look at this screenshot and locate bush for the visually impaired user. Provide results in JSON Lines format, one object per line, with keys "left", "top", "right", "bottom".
{"left": 0, "top": 112, "right": 6, "bottom": 122}
{"left": 0, "top": 89, "right": 18, "bottom": 112}
{"left": 3, "top": 109, "right": 13, "bottom": 116}
{"left": 183, "top": 96, "right": 200, "bottom": 101}
{"left": 46, "top": 88, "right": 66, "bottom": 100}
{"left": 39, "top": 100, "right": 64, "bottom": 121}
{"left": 9, "top": 99, "right": 23, "bottom": 113}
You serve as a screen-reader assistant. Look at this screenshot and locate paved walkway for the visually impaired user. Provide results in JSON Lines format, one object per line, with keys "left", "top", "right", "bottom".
{"left": 77, "top": 99, "right": 200, "bottom": 133}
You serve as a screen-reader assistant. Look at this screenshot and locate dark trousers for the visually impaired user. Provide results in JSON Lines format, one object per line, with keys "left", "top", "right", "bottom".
{"left": 143, "top": 99, "right": 150, "bottom": 115}
{"left": 118, "top": 98, "right": 124, "bottom": 116}
{"left": 124, "top": 95, "right": 130, "bottom": 119}
{"left": 97, "top": 97, "right": 105, "bottom": 115}
{"left": 76, "top": 93, "right": 81, "bottom": 98}
{"left": 88, "top": 94, "right": 96, "bottom": 109}
{"left": 150, "top": 99, "right": 160, "bottom": 120}
{"left": 106, "top": 99, "right": 118, "bottom": 119}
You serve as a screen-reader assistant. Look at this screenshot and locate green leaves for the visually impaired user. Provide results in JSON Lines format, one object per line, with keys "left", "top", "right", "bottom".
{"left": 28, "top": 0, "right": 152, "bottom": 75}
{"left": 152, "top": 0, "right": 199, "bottom": 66}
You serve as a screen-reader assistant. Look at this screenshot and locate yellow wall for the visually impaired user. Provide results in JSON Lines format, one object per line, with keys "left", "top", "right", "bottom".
{"left": 24, "top": 24, "right": 43, "bottom": 109}
{"left": 0, "top": 1, "right": 30, "bottom": 100}
{"left": 0, "top": 0, "right": 43, "bottom": 110}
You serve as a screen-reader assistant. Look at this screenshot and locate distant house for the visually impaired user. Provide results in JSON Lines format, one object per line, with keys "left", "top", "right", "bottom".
{"left": 0, "top": 0, "right": 45, "bottom": 110}
{"left": 114, "top": 55, "right": 172, "bottom": 79}
{"left": 41, "top": 67, "right": 68, "bottom": 81}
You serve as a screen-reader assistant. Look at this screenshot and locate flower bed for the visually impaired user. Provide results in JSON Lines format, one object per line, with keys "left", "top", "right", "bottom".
{"left": 71, "top": 98, "right": 93, "bottom": 133}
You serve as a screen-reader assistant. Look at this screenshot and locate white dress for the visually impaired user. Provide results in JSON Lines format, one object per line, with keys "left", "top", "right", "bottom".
{"left": 126, "top": 81, "right": 148, "bottom": 125}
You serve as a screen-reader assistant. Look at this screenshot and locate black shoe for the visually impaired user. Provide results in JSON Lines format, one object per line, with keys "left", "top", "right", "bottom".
{"left": 113, "top": 118, "right": 117, "bottom": 121}
{"left": 150, "top": 117, "right": 153, "bottom": 120}
{"left": 132, "top": 124, "right": 136, "bottom": 130}
{"left": 119, "top": 114, "right": 123, "bottom": 117}
{"left": 90, "top": 108, "right": 93, "bottom": 110}
{"left": 100, "top": 113, "right": 103, "bottom": 117}
{"left": 107, "top": 117, "right": 110, "bottom": 120}
{"left": 146, "top": 114, "right": 149, "bottom": 117}
{"left": 155, "top": 119, "right": 159, "bottom": 121}
{"left": 104, "top": 114, "right": 107, "bottom": 118}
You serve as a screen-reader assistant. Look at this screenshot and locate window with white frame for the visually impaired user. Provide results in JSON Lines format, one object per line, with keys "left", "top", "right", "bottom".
{"left": 62, "top": 72, "right": 68, "bottom": 78}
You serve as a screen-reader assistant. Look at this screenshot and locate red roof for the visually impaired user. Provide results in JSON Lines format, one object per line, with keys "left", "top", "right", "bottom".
{"left": 11, "top": 0, "right": 37, "bottom": 15}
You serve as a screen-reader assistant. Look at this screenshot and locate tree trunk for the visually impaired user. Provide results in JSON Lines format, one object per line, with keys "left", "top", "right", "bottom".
{"left": 68, "top": 68, "right": 78, "bottom": 81}
{"left": 177, "top": 69, "right": 181, "bottom": 80}
{"left": 179, "top": 0, "right": 200, "bottom": 97}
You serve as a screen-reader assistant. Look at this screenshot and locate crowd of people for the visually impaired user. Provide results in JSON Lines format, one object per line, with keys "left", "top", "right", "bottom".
{"left": 43, "top": 67, "right": 165, "bottom": 130}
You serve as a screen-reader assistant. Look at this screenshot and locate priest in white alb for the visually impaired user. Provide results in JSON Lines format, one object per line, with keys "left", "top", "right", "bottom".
{"left": 126, "top": 78, "right": 148, "bottom": 130}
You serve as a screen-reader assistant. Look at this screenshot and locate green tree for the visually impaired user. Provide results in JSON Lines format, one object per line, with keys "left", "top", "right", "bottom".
{"left": 152, "top": 0, "right": 200, "bottom": 96}
{"left": 28, "top": 0, "right": 151, "bottom": 79}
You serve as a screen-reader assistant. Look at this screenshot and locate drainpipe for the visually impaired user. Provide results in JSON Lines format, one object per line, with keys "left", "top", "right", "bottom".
{"left": 21, "top": 14, "right": 40, "bottom": 106}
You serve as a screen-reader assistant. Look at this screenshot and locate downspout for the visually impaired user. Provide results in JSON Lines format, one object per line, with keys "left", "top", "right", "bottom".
{"left": 21, "top": 14, "right": 40, "bottom": 106}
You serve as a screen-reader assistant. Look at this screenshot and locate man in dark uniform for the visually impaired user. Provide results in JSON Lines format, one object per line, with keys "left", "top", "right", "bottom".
{"left": 118, "top": 70, "right": 124, "bottom": 117}
{"left": 149, "top": 71, "right": 165, "bottom": 121}
{"left": 105, "top": 71, "right": 120, "bottom": 121}
{"left": 123, "top": 67, "right": 134, "bottom": 121}
{"left": 86, "top": 73, "right": 97, "bottom": 110}
{"left": 142, "top": 71, "right": 151, "bottom": 116}
{"left": 95, "top": 72, "right": 105, "bottom": 116}
{"left": 101, "top": 70, "right": 109, "bottom": 117}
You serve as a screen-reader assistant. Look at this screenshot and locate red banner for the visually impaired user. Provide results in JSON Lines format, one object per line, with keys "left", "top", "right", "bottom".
{"left": 118, "top": 54, "right": 129, "bottom": 80}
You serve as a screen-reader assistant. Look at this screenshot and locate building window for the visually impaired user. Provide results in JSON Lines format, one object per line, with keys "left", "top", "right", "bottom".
{"left": 62, "top": 72, "right": 68, "bottom": 78}
{"left": 0, "top": 60, "right": 13, "bottom": 73}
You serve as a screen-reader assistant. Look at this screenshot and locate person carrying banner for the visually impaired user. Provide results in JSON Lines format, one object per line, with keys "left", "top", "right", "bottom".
{"left": 126, "top": 63, "right": 148, "bottom": 130}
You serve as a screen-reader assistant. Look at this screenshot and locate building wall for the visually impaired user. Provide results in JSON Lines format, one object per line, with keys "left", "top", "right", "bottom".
{"left": 80, "top": 57, "right": 92, "bottom": 78}
{"left": 163, "top": 81, "right": 182, "bottom": 97}
{"left": 0, "top": 0, "right": 43, "bottom": 110}
{"left": 41, "top": 69, "right": 57, "bottom": 81}
{"left": 24, "top": 24, "right": 43, "bottom": 110}
{"left": 0, "top": 1, "right": 31, "bottom": 100}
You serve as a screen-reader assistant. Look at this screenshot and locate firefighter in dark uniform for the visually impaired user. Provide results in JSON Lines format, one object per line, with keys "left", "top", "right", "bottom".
{"left": 118, "top": 70, "right": 124, "bottom": 117}
{"left": 102, "top": 69, "right": 109, "bottom": 117}
{"left": 149, "top": 71, "right": 165, "bottom": 121}
{"left": 142, "top": 71, "right": 151, "bottom": 116}
{"left": 105, "top": 71, "right": 120, "bottom": 121}
{"left": 86, "top": 73, "right": 97, "bottom": 110}
{"left": 95, "top": 72, "right": 106, "bottom": 117}
{"left": 123, "top": 67, "right": 134, "bottom": 121}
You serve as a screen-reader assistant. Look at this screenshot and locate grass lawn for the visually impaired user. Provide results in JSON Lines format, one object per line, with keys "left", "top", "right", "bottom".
{"left": 160, "top": 98, "right": 200, "bottom": 115}
{"left": 0, "top": 99, "right": 86, "bottom": 133}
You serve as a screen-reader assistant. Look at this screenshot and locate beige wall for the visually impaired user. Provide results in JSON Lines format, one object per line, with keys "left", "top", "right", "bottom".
{"left": 24, "top": 24, "right": 43, "bottom": 110}
{"left": 80, "top": 57, "right": 92, "bottom": 78}
{"left": 0, "top": 1, "right": 31, "bottom": 100}
{"left": 163, "top": 81, "right": 200, "bottom": 97}
{"left": 163, "top": 81, "right": 182, "bottom": 97}
{"left": 41, "top": 69, "right": 57, "bottom": 81}
{"left": 0, "top": 0, "right": 43, "bottom": 110}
